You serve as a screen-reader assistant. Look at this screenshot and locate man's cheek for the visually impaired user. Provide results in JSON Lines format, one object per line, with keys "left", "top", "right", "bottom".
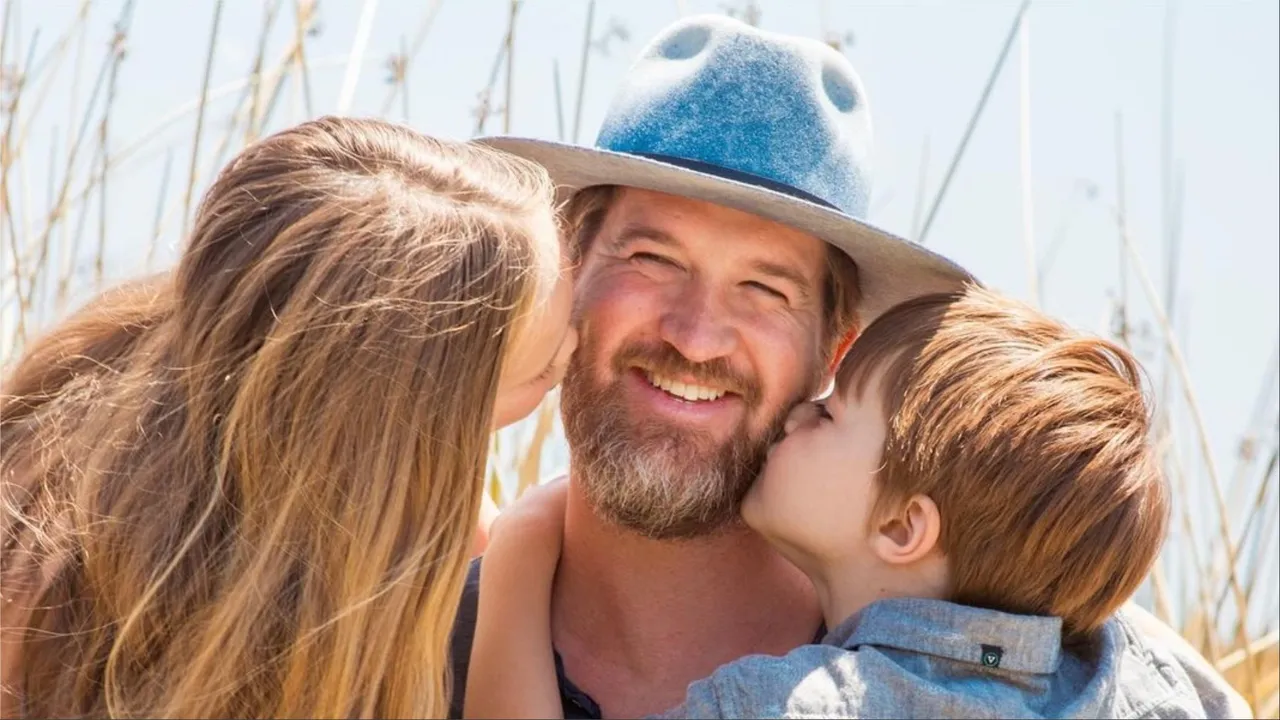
{"left": 575, "top": 276, "right": 638, "bottom": 329}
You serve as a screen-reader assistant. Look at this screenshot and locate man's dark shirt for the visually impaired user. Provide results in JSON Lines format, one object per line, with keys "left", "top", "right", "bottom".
{"left": 448, "top": 559, "right": 602, "bottom": 718}
{"left": 447, "top": 558, "right": 824, "bottom": 719}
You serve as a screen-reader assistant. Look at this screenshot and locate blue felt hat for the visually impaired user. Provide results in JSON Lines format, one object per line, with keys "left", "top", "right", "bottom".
{"left": 478, "top": 14, "right": 973, "bottom": 324}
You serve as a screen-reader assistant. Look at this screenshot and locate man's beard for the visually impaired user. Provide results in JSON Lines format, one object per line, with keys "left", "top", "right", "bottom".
{"left": 561, "top": 338, "right": 816, "bottom": 540}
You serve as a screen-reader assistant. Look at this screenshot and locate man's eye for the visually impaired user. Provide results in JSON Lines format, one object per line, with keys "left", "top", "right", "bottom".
{"left": 745, "top": 281, "right": 788, "bottom": 301}
{"left": 630, "top": 252, "right": 675, "bottom": 267}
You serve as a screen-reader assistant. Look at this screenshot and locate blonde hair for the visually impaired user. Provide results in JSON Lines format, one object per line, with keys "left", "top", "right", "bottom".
{"left": 837, "top": 285, "right": 1168, "bottom": 640}
{"left": 1, "top": 117, "right": 558, "bottom": 718}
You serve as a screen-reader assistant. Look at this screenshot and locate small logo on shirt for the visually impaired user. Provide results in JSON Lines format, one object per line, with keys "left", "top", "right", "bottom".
{"left": 980, "top": 644, "right": 1003, "bottom": 668}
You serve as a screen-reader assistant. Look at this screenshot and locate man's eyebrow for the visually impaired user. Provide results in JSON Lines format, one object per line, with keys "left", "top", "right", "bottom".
{"left": 608, "top": 221, "right": 817, "bottom": 301}
{"left": 605, "top": 223, "right": 680, "bottom": 251}
{"left": 748, "top": 259, "right": 816, "bottom": 301}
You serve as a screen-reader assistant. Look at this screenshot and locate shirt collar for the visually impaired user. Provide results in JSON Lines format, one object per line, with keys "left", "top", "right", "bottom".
{"left": 823, "top": 597, "right": 1064, "bottom": 675}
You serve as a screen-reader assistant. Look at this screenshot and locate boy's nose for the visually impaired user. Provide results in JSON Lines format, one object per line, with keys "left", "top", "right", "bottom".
{"left": 783, "top": 402, "right": 819, "bottom": 435}
{"left": 563, "top": 326, "right": 580, "bottom": 357}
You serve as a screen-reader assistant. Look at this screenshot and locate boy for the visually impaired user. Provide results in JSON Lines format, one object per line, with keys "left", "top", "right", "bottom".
{"left": 465, "top": 286, "right": 1210, "bottom": 719}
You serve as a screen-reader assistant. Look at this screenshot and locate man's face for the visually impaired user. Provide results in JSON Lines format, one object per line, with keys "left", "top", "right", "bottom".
{"left": 561, "top": 188, "right": 830, "bottom": 539}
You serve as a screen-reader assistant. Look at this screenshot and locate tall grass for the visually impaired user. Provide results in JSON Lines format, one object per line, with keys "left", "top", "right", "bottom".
{"left": 1, "top": 2, "right": 1276, "bottom": 715}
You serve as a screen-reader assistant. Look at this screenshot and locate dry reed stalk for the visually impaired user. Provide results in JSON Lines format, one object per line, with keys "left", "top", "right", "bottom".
{"left": 63, "top": 148, "right": 94, "bottom": 305}
{"left": 53, "top": 9, "right": 90, "bottom": 296}
{"left": 9, "top": 1, "right": 90, "bottom": 156}
{"left": 488, "top": 432, "right": 506, "bottom": 507}
{"left": 1210, "top": 456, "right": 1278, "bottom": 618}
{"left": 1114, "top": 112, "right": 1130, "bottom": 345}
{"left": 572, "top": 0, "right": 595, "bottom": 144}
{"left": 1159, "top": 0, "right": 1178, "bottom": 328}
{"left": 251, "top": 47, "right": 302, "bottom": 136}
{"left": 144, "top": 148, "right": 174, "bottom": 270}
{"left": 1148, "top": 557, "right": 1175, "bottom": 626}
{"left": 1, "top": 5, "right": 32, "bottom": 344}
{"left": 17, "top": 8, "right": 121, "bottom": 349}
{"left": 137, "top": 3, "right": 315, "bottom": 261}
{"left": 553, "top": 59, "right": 566, "bottom": 141}
{"left": 180, "top": 0, "right": 224, "bottom": 241}
{"left": 1228, "top": 343, "right": 1279, "bottom": 509}
{"left": 1161, "top": 426, "right": 1223, "bottom": 660}
{"left": 93, "top": 0, "right": 136, "bottom": 289}
{"left": 244, "top": 0, "right": 284, "bottom": 146}
{"left": 504, "top": 0, "right": 520, "bottom": 134}
{"left": 337, "top": 0, "right": 380, "bottom": 115}
{"left": 472, "top": 10, "right": 520, "bottom": 136}
{"left": 397, "top": 35, "right": 409, "bottom": 121}
{"left": 1, "top": 0, "right": 17, "bottom": 164}
{"left": 1114, "top": 208, "right": 1262, "bottom": 707}
{"left": 136, "top": 44, "right": 322, "bottom": 265}
{"left": 377, "top": 0, "right": 443, "bottom": 116}
{"left": 216, "top": 5, "right": 294, "bottom": 170}
{"left": 909, "top": 137, "right": 929, "bottom": 241}
{"left": 1219, "top": 632, "right": 1279, "bottom": 701}
{"left": 917, "top": 0, "right": 1030, "bottom": 245}
{"left": 292, "top": 0, "right": 316, "bottom": 119}
{"left": 1017, "top": 13, "right": 1038, "bottom": 307}
{"left": 32, "top": 131, "right": 55, "bottom": 320}
{"left": 25, "top": 51, "right": 349, "bottom": 251}
{"left": 1238, "top": 456, "right": 1278, "bottom": 614}
{"left": 516, "top": 394, "right": 560, "bottom": 499}
{"left": 1260, "top": 692, "right": 1279, "bottom": 720}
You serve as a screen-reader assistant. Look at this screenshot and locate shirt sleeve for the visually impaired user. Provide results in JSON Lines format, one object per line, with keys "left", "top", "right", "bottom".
{"left": 660, "top": 679, "right": 727, "bottom": 719}
{"left": 1118, "top": 602, "right": 1254, "bottom": 719}
{"left": 646, "top": 646, "right": 857, "bottom": 719}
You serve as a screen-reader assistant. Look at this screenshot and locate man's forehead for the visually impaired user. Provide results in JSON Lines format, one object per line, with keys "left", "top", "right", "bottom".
{"left": 603, "top": 187, "right": 828, "bottom": 274}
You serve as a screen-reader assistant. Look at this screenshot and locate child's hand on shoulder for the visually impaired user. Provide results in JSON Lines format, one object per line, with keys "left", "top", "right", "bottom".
{"left": 468, "top": 479, "right": 568, "bottom": 720}
{"left": 484, "top": 478, "right": 568, "bottom": 567}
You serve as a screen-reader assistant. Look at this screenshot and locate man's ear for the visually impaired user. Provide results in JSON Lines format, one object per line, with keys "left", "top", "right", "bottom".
{"left": 827, "top": 327, "right": 859, "bottom": 378}
{"left": 871, "top": 494, "right": 941, "bottom": 566}
{"left": 813, "top": 327, "right": 858, "bottom": 399}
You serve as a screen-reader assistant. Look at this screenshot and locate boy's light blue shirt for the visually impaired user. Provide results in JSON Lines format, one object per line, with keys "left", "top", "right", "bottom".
{"left": 660, "top": 597, "right": 1215, "bottom": 719}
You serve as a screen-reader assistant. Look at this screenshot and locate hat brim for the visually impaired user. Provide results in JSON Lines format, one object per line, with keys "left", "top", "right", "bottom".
{"left": 476, "top": 136, "right": 976, "bottom": 326}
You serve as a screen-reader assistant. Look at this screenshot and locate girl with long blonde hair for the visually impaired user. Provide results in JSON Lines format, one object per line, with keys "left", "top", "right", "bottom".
{"left": 0, "top": 116, "right": 576, "bottom": 718}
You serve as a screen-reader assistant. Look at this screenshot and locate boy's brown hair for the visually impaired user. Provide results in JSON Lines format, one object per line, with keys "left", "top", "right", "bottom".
{"left": 836, "top": 285, "right": 1168, "bottom": 640}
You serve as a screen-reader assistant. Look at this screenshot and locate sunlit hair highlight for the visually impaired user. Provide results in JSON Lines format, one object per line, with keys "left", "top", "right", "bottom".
{"left": 836, "top": 285, "right": 1168, "bottom": 640}
{"left": 2, "top": 116, "right": 558, "bottom": 718}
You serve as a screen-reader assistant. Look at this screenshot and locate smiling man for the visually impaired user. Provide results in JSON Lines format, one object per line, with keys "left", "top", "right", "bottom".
{"left": 449, "top": 13, "right": 1250, "bottom": 720}
{"left": 445, "top": 15, "right": 966, "bottom": 717}
{"left": 560, "top": 186, "right": 842, "bottom": 542}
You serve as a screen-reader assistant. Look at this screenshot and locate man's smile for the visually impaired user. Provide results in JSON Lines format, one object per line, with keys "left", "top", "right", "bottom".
{"left": 621, "top": 368, "right": 745, "bottom": 431}
{"left": 642, "top": 370, "right": 730, "bottom": 402}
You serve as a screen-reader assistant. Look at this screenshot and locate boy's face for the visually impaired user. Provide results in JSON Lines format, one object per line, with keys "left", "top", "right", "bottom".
{"left": 742, "top": 365, "right": 889, "bottom": 567}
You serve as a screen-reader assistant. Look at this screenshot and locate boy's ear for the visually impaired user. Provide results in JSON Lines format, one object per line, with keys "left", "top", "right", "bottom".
{"left": 871, "top": 494, "right": 941, "bottom": 566}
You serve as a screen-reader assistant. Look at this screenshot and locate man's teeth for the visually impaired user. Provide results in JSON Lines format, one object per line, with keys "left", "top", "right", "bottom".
{"left": 645, "top": 371, "right": 726, "bottom": 402}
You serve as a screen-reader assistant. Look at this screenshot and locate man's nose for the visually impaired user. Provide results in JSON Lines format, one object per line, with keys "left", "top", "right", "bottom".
{"left": 657, "top": 284, "right": 740, "bottom": 364}
{"left": 783, "top": 402, "right": 819, "bottom": 435}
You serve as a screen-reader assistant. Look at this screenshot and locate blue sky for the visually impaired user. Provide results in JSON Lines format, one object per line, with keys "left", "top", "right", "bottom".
{"left": 8, "top": 0, "right": 1279, "bottom": 550}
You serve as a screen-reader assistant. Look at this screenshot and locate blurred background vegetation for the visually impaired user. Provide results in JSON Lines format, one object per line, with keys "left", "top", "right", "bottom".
{"left": 1, "top": 1, "right": 1275, "bottom": 714}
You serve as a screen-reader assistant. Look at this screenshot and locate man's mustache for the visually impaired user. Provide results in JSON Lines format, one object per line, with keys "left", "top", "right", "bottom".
{"left": 610, "top": 340, "right": 763, "bottom": 407}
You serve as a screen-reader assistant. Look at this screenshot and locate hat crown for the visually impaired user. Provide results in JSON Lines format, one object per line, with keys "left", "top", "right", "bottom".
{"left": 596, "top": 14, "right": 874, "bottom": 218}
